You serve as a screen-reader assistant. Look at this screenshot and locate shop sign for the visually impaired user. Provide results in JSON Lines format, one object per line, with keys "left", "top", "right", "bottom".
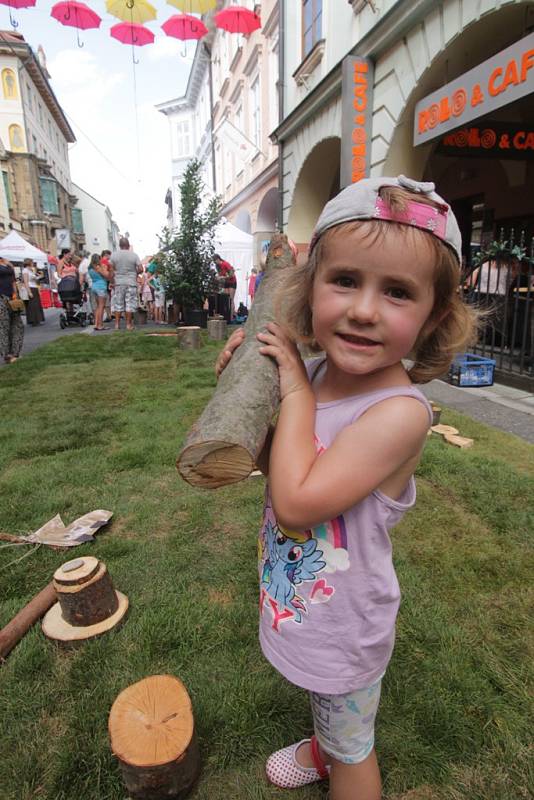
{"left": 437, "top": 122, "right": 534, "bottom": 159}
{"left": 414, "top": 31, "right": 534, "bottom": 145}
{"left": 55, "top": 228, "right": 71, "bottom": 250}
{"left": 341, "top": 54, "right": 374, "bottom": 188}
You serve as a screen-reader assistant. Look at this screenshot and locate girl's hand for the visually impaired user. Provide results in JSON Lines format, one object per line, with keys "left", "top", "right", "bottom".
{"left": 215, "top": 327, "right": 245, "bottom": 378}
{"left": 257, "top": 322, "right": 309, "bottom": 400}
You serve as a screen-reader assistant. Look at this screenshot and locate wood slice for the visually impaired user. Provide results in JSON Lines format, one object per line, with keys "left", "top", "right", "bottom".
{"left": 42, "top": 591, "right": 128, "bottom": 643}
{"left": 53, "top": 556, "right": 100, "bottom": 586}
{"left": 177, "top": 233, "right": 294, "bottom": 489}
{"left": 54, "top": 562, "right": 118, "bottom": 627}
{"left": 431, "top": 424, "right": 459, "bottom": 437}
{"left": 109, "top": 675, "right": 200, "bottom": 800}
{"left": 207, "top": 318, "right": 227, "bottom": 341}
{"left": 444, "top": 433, "right": 474, "bottom": 449}
{"left": 178, "top": 327, "right": 201, "bottom": 350}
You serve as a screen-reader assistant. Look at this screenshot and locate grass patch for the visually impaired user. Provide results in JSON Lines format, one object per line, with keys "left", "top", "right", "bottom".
{"left": 0, "top": 333, "right": 532, "bottom": 799}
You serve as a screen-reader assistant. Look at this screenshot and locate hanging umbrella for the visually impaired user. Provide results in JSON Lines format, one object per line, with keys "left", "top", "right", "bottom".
{"left": 110, "top": 21, "right": 154, "bottom": 45}
{"left": 0, "top": 0, "right": 36, "bottom": 29}
{"left": 162, "top": 13, "right": 207, "bottom": 40}
{"left": 214, "top": 5, "right": 260, "bottom": 35}
{"left": 167, "top": 0, "right": 215, "bottom": 13}
{"left": 106, "top": 0, "right": 156, "bottom": 25}
{"left": 51, "top": 1, "right": 101, "bottom": 48}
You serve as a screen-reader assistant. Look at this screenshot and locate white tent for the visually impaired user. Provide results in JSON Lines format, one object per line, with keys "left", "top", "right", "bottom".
{"left": 214, "top": 219, "right": 253, "bottom": 309}
{"left": 0, "top": 230, "right": 48, "bottom": 267}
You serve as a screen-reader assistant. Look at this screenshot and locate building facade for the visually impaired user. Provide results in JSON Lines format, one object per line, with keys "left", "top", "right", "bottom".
{"left": 72, "top": 183, "right": 120, "bottom": 254}
{"left": 0, "top": 31, "right": 81, "bottom": 254}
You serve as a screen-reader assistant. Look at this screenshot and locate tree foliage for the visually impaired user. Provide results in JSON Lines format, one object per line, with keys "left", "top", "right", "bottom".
{"left": 159, "top": 159, "right": 221, "bottom": 308}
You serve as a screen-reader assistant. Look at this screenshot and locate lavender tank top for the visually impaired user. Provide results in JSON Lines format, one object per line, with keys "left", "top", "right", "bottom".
{"left": 258, "top": 360, "right": 432, "bottom": 694}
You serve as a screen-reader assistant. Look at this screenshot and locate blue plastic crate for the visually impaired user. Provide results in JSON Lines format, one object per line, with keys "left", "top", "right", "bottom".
{"left": 449, "top": 353, "right": 496, "bottom": 387}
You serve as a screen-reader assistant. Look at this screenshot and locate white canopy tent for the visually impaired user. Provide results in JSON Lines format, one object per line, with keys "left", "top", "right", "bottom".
{"left": 0, "top": 230, "right": 48, "bottom": 268}
{"left": 214, "top": 219, "right": 253, "bottom": 309}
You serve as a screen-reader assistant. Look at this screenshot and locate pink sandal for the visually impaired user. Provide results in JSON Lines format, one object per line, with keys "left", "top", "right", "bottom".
{"left": 266, "top": 735, "right": 329, "bottom": 788}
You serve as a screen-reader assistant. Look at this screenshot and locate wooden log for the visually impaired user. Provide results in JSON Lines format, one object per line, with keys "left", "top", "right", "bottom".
{"left": 207, "top": 317, "right": 227, "bottom": 341}
{"left": 444, "top": 433, "right": 474, "bottom": 449}
{"left": 177, "top": 326, "right": 201, "bottom": 350}
{"left": 177, "top": 233, "right": 294, "bottom": 488}
{"left": 0, "top": 582, "right": 56, "bottom": 661}
{"left": 53, "top": 558, "right": 119, "bottom": 627}
{"left": 109, "top": 675, "right": 200, "bottom": 800}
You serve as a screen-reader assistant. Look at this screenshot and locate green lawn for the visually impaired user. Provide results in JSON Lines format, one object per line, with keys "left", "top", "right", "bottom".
{"left": 0, "top": 332, "right": 532, "bottom": 800}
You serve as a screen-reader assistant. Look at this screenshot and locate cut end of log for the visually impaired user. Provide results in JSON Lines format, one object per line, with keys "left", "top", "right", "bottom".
{"left": 177, "top": 441, "right": 255, "bottom": 488}
{"left": 109, "top": 675, "right": 194, "bottom": 768}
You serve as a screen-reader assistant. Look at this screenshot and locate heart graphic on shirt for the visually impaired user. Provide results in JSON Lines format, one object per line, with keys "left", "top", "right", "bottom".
{"left": 310, "top": 578, "right": 335, "bottom": 604}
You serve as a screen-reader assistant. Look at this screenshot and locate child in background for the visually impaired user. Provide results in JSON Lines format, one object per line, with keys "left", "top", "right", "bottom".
{"left": 216, "top": 176, "right": 477, "bottom": 800}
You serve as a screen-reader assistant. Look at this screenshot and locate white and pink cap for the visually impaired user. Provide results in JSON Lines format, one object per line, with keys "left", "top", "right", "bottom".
{"left": 309, "top": 175, "right": 462, "bottom": 263}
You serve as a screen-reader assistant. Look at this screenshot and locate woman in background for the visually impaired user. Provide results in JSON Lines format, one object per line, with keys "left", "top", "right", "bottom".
{"left": 22, "top": 258, "right": 44, "bottom": 326}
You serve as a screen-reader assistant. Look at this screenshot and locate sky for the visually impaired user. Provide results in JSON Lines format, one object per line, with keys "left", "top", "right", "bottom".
{"left": 1, "top": 1, "right": 196, "bottom": 257}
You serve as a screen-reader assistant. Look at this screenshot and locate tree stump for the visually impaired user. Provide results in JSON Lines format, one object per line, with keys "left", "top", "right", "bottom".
{"left": 109, "top": 675, "right": 200, "bottom": 800}
{"left": 177, "top": 233, "right": 294, "bottom": 488}
{"left": 41, "top": 557, "right": 128, "bottom": 643}
{"left": 177, "top": 327, "right": 201, "bottom": 350}
{"left": 207, "top": 317, "right": 227, "bottom": 341}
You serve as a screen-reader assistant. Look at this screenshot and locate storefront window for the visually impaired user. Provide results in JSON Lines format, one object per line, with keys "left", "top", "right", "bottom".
{"left": 302, "top": 0, "right": 322, "bottom": 58}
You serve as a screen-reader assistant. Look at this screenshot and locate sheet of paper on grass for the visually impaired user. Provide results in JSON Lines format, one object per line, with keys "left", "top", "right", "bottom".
{"left": 23, "top": 510, "right": 112, "bottom": 547}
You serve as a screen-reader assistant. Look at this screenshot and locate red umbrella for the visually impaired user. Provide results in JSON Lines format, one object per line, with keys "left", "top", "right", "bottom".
{"left": 162, "top": 13, "right": 207, "bottom": 40}
{"left": 214, "top": 5, "right": 260, "bottom": 35}
{"left": 110, "top": 21, "right": 155, "bottom": 46}
{"left": 0, "top": 0, "right": 36, "bottom": 29}
{"left": 51, "top": 1, "right": 101, "bottom": 47}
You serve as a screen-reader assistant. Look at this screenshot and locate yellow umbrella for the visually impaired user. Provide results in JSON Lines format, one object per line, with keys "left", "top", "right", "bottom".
{"left": 106, "top": 0, "right": 156, "bottom": 25}
{"left": 166, "top": 0, "right": 216, "bottom": 14}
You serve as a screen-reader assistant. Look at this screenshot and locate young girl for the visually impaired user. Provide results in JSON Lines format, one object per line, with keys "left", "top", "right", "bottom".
{"left": 88, "top": 253, "right": 110, "bottom": 331}
{"left": 216, "top": 176, "right": 477, "bottom": 800}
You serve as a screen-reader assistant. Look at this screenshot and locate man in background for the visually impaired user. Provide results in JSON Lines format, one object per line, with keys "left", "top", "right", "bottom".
{"left": 109, "top": 238, "right": 142, "bottom": 331}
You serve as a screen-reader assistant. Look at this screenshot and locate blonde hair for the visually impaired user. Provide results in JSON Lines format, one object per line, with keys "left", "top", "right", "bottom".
{"left": 277, "top": 186, "right": 479, "bottom": 384}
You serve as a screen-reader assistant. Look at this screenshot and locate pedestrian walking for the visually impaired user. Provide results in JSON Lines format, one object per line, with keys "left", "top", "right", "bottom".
{"left": 0, "top": 256, "right": 24, "bottom": 363}
{"left": 22, "top": 259, "right": 44, "bottom": 326}
{"left": 109, "top": 238, "right": 142, "bottom": 331}
{"left": 88, "top": 254, "right": 111, "bottom": 331}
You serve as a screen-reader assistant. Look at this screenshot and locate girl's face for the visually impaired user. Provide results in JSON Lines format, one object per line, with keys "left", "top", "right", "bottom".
{"left": 310, "top": 224, "right": 436, "bottom": 379}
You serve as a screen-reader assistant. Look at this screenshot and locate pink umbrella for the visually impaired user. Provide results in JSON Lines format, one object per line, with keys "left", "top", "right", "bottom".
{"left": 214, "top": 5, "right": 260, "bottom": 35}
{"left": 0, "top": 0, "right": 36, "bottom": 29}
{"left": 110, "top": 21, "right": 154, "bottom": 45}
{"left": 162, "top": 13, "right": 207, "bottom": 40}
{"left": 51, "top": 1, "right": 101, "bottom": 48}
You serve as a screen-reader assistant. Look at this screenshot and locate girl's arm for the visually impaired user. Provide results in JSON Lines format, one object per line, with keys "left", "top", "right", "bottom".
{"left": 259, "top": 324, "right": 430, "bottom": 531}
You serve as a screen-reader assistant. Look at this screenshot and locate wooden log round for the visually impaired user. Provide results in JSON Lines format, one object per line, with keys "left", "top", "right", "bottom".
{"left": 177, "top": 233, "right": 294, "bottom": 488}
{"left": 178, "top": 326, "right": 201, "bottom": 350}
{"left": 109, "top": 674, "right": 200, "bottom": 800}
{"left": 53, "top": 559, "right": 119, "bottom": 627}
{"left": 207, "top": 317, "right": 227, "bottom": 341}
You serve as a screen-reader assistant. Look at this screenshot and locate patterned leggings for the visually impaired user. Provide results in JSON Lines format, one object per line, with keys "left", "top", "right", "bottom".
{"left": 0, "top": 299, "right": 24, "bottom": 358}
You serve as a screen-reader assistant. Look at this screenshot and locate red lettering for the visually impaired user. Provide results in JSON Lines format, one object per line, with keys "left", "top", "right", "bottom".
{"left": 471, "top": 83, "right": 484, "bottom": 106}
{"left": 502, "top": 58, "right": 520, "bottom": 91}
{"left": 352, "top": 170, "right": 365, "bottom": 183}
{"left": 467, "top": 128, "right": 481, "bottom": 147}
{"left": 520, "top": 49, "right": 534, "bottom": 81}
{"left": 489, "top": 66, "right": 503, "bottom": 96}
{"left": 353, "top": 61, "right": 368, "bottom": 73}
{"left": 268, "top": 598, "right": 294, "bottom": 632}
{"left": 439, "top": 96, "right": 451, "bottom": 122}
{"left": 418, "top": 109, "right": 429, "bottom": 133}
{"left": 513, "top": 131, "right": 526, "bottom": 148}
{"left": 352, "top": 155, "right": 366, "bottom": 172}
{"left": 352, "top": 127, "right": 366, "bottom": 145}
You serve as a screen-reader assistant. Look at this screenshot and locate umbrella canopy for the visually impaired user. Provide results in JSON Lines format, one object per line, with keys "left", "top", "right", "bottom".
{"left": 162, "top": 13, "right": 207, "bottom": 41}
{"left": 0, "top": 0, "right": 36, "bottom": 27}
{"left": 106, "top": 0, "right": 156, "bottom": 25}
{"left": 110, "top": 20, "right": 154, "bottom": 45}
{"left": 51, "top": 1, "right": 101, "bottom": 30}
{"left": 167, "top": 0, "right": 215, "bottom": 13}
{"left": 214, "top": 5, "right": 260, "bottom": 35}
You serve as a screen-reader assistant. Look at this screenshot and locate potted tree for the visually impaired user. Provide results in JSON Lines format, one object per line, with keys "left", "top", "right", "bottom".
{"left": 159, "top": 159, "right": 221, "bottom": 328}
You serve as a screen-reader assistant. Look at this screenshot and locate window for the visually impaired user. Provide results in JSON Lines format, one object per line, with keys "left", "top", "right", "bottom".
{"left": 235, "top": 103, "right": 243, "bottom": 133}
{"left": 175, "top": 119, "right": 191, "bottom": 158}
{"left": 32, "top": 134, "right": 37, "bottom": 153}
{"left": 2, "top": 68, "right": 18, "bottom": 99}
{"left": 39, "top": 177, "right": 59, "bottom": 215}
{"left": 72, "top": 207, "right": 84, "bottom": 234}
{"left": 8, "top": 124, "right": 25, "bottom": 152}
{"left": 302, "top": 0, "right": 322, "bottom": 58}
{"left": 250, "top": 76, "right": 261, "bottom": 149}
{"left": 2, "top": 171, "right": 13, "bottom": 209}
{"left": 26, "top": 83, "right": 32, "bottom": 110}
{"left": 38, "top": 102, "right": 43, "bottom": 126}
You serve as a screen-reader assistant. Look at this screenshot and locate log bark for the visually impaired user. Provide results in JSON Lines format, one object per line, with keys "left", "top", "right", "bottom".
{"left": 54, "top": 562, "right": 118, "bottom": 627}
{"left": 178, "top": 327, "right": 201, "bottom": 350}
{"left": 177, "top": 233, "right": 294, "bottom": 488}
{"left": 109, "top": 675, "right": 200, "bottom": 800}
{"left": 0, "top": 582, "right": 56, "bottom": 661}
{"left": 207, "top": 317, "right": 227, "bottom": 340}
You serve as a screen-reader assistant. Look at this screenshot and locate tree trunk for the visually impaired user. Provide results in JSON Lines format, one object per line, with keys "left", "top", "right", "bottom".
{"left": 109, "top": 675, "right": 200, "bottom": 800}
{"left": 0, "top": 582, "right": 56, "bottom": 661}
{"left": 207, "top": 318, "right": 227, "bottom": 340}
{"left": 177, "top": 233, "right": 294, "bottom": 488}
{"left": 177, "top": 327, "right": 201, "bottom": 350}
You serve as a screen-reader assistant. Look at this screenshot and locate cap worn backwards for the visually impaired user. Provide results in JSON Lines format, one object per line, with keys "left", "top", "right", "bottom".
{"left": 309, "top": 175, "right": 462, "bottom": 263}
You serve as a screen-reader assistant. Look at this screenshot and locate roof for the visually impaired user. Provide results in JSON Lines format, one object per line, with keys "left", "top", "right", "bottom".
{"left": 0, "top": 31, "right": 76, "bottom": 143}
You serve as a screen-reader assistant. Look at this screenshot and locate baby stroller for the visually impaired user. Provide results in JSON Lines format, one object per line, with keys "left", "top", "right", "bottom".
{"left": 58, "top": 276, "right": 94, "bottom": 329}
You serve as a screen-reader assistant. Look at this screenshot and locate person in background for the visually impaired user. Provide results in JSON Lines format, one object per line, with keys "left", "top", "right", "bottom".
{"left": 109, "top": 237, "right": 142, "bottom": 331}
{"left": 214, "top": 254, "right": 237, "bottom": 318}
{"left": 101, "top": 250, "right": 113, "bottom": 322}
{"left": 0, "top": 256, "right": 24, "bottom": 363}
{"left": 248, "top": 267, "right": 257, "bottom": 303}
{"left": 22, "top": 258, "right": 44, "bottom": 326}
{"left": 139, "top": 265, "right": 154, "bottom": 319}
{"left": 78, "top": 251, "right": 90, "bottom": 288}
{"left": 149, "top": 266, "right": 165, "bottom": 324}
{"left": 88, "top": 253, "right": 111, "bottom": 331}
